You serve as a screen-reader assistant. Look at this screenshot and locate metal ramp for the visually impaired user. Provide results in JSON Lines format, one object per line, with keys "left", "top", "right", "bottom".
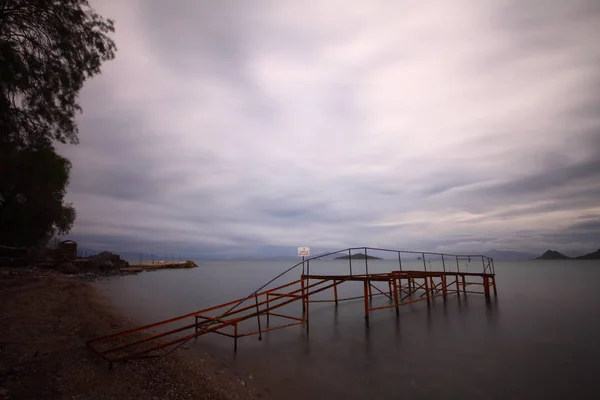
{"left": 87, "top": 277, "right": 342, "bottom": 366}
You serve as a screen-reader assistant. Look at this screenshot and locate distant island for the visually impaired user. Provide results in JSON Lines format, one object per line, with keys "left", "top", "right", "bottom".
{"left": 335, "top": 253, "right": 382, "bottom": 260}
{"left": 535, "top": 249, "right": 600, "bottom": 260}
{"left": 577, "top": 249, "right": 600, "bottom": 260}
{"left": 536, "top": 250, "right": 570, "bottom": 260}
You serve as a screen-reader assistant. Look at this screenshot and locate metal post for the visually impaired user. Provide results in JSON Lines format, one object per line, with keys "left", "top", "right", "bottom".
{"left": 364, "top": 247, "right": 369, "bottom": 276}
{"left": 333, "top": 280, "right": 338, "bottom": 306}
{"left": 422, "top": 253, "right": 427, "bottom": 272}
{"left": 301, "top": 276, "right": 306, "bottom": 313}
{"left": 442, "top": 255, "right": 446, "bottom": 273}
{"left": 234, "top": 323, "right": 238, "bottom": 352}
{"left": 430, "top": 277, "right": 435, "bottom": 295}
{"left": 363, "top": 280, "right": 369, "bottom": 320}
{"left": 349, "top": 249, "right": 353, "bottom": 276}
{"left": 456, "top": 256, "right": 460, "bottom": 273}
{"left": 481, "top": 256, "right": 486, "bottom": 273}
{"left": 302, "top": 256, "right": 305, "bottom": 275}
{"left": 306, "top": 283, "right": 310, "bottom": 334}
{"left": 307, "top": 259, "right": 310, "bottom": 276}
{"left": 266, "top": 293, "right": 270, "bottom": 326}
{"left": 493, "top": 276, "right": 498, "bottom": 296}
{"left": 456, "top": 275, "right": 461, "bottom": 297}
{"left": 392, "top": 278, "right": 399, "bottom": 316}
{"left": 254, "top": 294, "right": 262, "bottom": 340}
{"left": 398, "top": 251, "right": 402, "bottom": 271}
{"left": 442, "top": 275, "right": 447, "bottom": 300}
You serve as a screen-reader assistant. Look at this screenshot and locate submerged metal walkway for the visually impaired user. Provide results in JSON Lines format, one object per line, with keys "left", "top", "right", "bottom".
{"left": 87, "top": 247, "right": 497, "bottom": 366}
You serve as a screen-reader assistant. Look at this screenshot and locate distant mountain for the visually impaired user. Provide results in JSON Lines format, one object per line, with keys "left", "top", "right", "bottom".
{"left": 576, "top": 249, "right": 600, "bottom": 260}
{"left": 484, "top": 249, "right": 537, "bottom": 260}
{"left": 335, "top": 253, "right": 382, "bottom": 260}
{"left": 536, "top": 250, "right": 571, "bottom": 260}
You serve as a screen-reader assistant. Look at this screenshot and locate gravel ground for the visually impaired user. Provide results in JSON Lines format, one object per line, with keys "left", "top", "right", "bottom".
{"left": 0, "top": 268, "right": 258, "bottom": 400}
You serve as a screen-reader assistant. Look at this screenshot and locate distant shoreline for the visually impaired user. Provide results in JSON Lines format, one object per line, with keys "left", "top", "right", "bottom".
{"left": 535, "top": 248, "right": 600, "bottom": 260}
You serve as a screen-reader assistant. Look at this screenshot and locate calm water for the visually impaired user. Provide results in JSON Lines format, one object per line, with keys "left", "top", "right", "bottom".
{"left": 94, "top": 259, "right": 600, "bottom": 399}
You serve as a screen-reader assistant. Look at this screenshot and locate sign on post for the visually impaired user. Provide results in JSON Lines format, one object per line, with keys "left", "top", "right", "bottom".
{"left": 297, "top": 247, "right": 310, "bottom": 257}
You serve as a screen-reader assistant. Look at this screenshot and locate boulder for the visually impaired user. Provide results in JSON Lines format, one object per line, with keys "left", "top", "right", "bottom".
{"left": 58, "top": 262, "right": 79, "bottom": 274}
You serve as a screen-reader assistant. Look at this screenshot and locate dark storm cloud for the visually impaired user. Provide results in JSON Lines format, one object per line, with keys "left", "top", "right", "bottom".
{"left": 63, "top": 0, "right": 600, "bottom": 257}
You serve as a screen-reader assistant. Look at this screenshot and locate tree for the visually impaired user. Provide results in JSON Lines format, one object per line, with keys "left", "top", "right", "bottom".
{"left": 0, "top": 144, "right": 75, "bottom": 246}
{"left": 0, "top": 0, "right": 116, "bottom": 245}
{"left": 1, "top": 0, "right": 116, "bottom": 148}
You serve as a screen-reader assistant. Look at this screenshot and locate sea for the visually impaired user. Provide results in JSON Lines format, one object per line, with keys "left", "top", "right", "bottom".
{"left": 93, "top": 258, "right": 600, "bottom": 399}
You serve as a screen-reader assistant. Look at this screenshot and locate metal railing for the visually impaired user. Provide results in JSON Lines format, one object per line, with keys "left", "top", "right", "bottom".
{"left": 148, "top": 246, "right": 495, "bottom": 358}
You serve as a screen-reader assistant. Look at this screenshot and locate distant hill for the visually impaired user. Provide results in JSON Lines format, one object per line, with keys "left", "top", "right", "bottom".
{"left": 335, "top": 253, "right": 382, "bottom": 260}
{"left": 484, "top": 249, "right": 537, "bottom": 260}
{"left": 536, "top": 250, "right": 571, "bottom": 260}
{"left": 576, "top": 249, "right": 600, "bottom": 260}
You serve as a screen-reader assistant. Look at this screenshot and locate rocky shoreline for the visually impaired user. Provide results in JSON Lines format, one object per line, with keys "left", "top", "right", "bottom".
{"left": 0, "top": 267, "right": 258, "bottom": 400}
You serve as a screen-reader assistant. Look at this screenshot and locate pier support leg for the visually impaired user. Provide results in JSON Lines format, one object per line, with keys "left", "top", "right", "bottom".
{"left": 424, "top": 277, "right": 431, "bottom": 305}
{"left": 234, "top": 323, "right": 238, "bottom": 352}
{"left": 306, "top": 285, "right": 310, "bottom": 335}
{"left": 333, "top": 280, "right": 339, "bottom": 306}
{"left": 255, "top": 294, "right": 262, "bottom": 341}
{"left": 266, "top": 294, "right": 270, "bottom": 326}
{"left": 484, "top": 276, "right": 490, "bottom": 300}
{"left": 392, "top": 278, "right": 399, "bottom": 316}
{"left": 442, "top": 275, "right": 447, "bottom": 300}
{"left": 456, "top": 276, "right": 461, "bottom": 297}
{"left": 462, "top": 275, "right": 467, "bottom": 294}
{"left": 194, "top": 316, "right": 199, "bottom": 341}
{"left": 301, "top": 277, "right": 306, "bottom": 314}
{"left": 363, "top": 280, "right": 369, "bottom": 320}
{"left": 388, "top": 280, "right": 393, "bottom": 299}
{"left": 493, "top": 276, "right": 498, "bottom": 297}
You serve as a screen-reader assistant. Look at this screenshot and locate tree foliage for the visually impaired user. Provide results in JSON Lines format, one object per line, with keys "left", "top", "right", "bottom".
{"left": 0, "top": 0, "right": 116, "bottom": 148}
{"left": 0, "top": 0, "right": 116, "bottom": 246}
{"left": 0, "top": 145, "right": 75, "bottom": 246}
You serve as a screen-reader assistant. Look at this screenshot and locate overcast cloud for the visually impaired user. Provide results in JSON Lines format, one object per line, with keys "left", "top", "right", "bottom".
{"left": 59, "top": 0, "right": 600, "bottom": 258}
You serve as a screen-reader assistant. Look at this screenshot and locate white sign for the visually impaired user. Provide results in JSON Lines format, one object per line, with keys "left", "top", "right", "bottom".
{"left": 297, "top": 247, "right": 310, "bottom": 257}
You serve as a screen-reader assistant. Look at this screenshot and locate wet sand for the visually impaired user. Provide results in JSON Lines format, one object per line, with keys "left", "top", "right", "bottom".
{"left": 0, "top": 268, "right": 257, "bottom": 400}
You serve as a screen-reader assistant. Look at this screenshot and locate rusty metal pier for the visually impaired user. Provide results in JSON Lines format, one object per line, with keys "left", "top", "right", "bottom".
{"left": 87, "top": 247, "right": 497, "bottom": 366}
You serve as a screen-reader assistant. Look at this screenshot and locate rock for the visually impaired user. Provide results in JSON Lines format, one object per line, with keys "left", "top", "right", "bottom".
{"left": 87, "top": 251, "right": 129, "bottom": 271}
{"left": 58, "top": 262, "right": 79, "bottom": 274}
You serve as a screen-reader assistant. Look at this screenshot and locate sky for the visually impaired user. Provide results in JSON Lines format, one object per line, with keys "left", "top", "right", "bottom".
{"left": 59, "top": 0, "right": 600, "bottom": 258}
